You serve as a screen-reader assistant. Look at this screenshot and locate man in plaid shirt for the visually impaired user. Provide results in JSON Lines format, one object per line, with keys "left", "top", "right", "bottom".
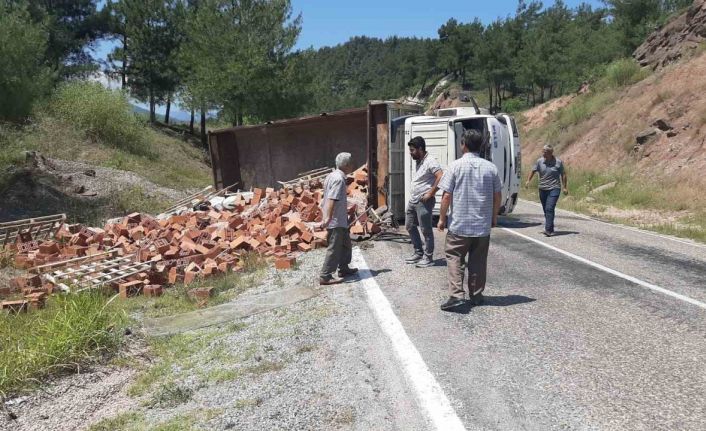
{"left": 437, "top": 129, "right": 502, "bottom": 311}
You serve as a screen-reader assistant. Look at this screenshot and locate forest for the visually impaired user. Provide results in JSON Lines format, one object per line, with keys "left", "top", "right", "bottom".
{"left": 0, "top": 0, "right": 694, "bottom": 143}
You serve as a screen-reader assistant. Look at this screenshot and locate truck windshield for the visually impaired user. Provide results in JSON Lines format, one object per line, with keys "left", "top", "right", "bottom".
{"left": 453, "top": 118, "right": 489, "bottom": 160}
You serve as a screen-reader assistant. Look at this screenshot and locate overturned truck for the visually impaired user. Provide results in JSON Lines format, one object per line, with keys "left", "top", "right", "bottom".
{"left": 208, "top": 101, "right": 522, "bottom": 220}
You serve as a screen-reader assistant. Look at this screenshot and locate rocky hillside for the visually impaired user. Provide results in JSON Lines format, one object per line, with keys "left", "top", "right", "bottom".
{"left": 634, "top": 0, "right": 706, "bottom": 70}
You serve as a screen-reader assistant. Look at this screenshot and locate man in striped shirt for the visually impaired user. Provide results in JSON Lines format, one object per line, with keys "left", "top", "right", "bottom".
{"left": 437, "top": 129, "right": 502, "bottom": 311}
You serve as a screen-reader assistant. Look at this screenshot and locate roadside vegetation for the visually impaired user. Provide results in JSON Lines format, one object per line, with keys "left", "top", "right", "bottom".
{"left": 0, "top": 292, "right": 127, "bottom": 397}
{"left": 522, "top": 168, "right": 706, "bottom": 243}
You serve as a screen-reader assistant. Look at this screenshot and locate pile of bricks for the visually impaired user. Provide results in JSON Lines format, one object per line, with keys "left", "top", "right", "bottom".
{"left": 1, "top": 165, "right": 384, "bottom": 311}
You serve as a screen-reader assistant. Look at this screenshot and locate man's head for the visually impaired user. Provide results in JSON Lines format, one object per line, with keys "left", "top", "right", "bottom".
{"left": 461, "top": 129, "right": 483, "bottom": 153}
{"left": 408, "top": 136, "right": 426, "bottom": 161}
{"left": 542, "top": 144, "right": 554, "bottom": 159}
{"left": 335, "top": 152, "right": 354, "bottom": 174}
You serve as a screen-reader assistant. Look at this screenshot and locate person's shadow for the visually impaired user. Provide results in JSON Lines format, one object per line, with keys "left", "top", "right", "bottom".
{"left": 443, "top": 295, "right": 536, "bottom": 314}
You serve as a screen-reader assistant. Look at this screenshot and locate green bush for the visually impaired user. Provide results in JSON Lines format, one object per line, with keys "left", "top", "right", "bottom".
{"left": 0, "top": 292, "right": 126, "bottom": 396}
{"left": 0, "top": 4, "right": 54, "bottom": 121}
{"left": 46, "top": 81, "right": 152, "bottom": 156}
{"left": 601, "top": 58, "right": 650, "bottom": 89}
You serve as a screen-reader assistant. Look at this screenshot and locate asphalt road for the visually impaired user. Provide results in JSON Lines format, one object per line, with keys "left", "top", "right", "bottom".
{"left": 360, "top": 200, "right": 706, "bottom": 431}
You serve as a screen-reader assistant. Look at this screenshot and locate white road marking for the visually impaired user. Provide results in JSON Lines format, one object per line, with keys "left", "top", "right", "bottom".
{"left": 518, "top": 199, "right": 706, "bottom": 250}
{"left": 351, "top": 248, "right": 467, "bottom": 431}
{"left": 501, "top": 228, "right": 706, "bottom": 310}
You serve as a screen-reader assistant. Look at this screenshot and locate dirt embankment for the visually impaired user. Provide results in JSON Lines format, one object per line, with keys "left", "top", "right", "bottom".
{"left": 520, "top": 51, "right": 706, "bottom": 190}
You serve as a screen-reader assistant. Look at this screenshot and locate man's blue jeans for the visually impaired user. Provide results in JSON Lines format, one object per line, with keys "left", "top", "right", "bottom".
{"left": 539, "top": 188, "right": 561, "bottom": 233}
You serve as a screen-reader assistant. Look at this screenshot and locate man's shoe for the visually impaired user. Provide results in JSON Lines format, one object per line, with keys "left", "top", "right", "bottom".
{"left": 337, "top": 267, "right": 359, "bottom": 277}
{"left": 405, "top": 254, "right": 423, "bottom": 264}
{"left": 440, "top": 297, "right": 466, "bottom": 311}
{"left": 415, "top": 257, "right": 434, "bottom": 268}
{"left": 541, "top": 230, "right": 554, "bottom": 237}
{"left": 319, "top": 276, "right": 344, "bottom": 286}
{"left": 469, "top": 293, "right": 484, "bottom": 306}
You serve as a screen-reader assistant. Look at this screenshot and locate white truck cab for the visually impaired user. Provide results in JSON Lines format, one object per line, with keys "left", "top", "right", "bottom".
{"left": 403, "top": 107, "right": 521, "bottom": 216}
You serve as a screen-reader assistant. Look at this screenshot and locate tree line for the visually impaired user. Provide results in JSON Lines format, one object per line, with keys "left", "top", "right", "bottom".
{"left": 0, "top": 0, "right": 695, "bottom": 146}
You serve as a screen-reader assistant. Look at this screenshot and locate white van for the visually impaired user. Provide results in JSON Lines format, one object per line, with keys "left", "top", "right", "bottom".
{"left": 402, "top": 107, "right": 521, "bottom": 216}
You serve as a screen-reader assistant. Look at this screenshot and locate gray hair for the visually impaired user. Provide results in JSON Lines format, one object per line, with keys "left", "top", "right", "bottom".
{"left": 335, "top": 152, "right": 352, "bottom": 169}
{"left": 543, "top": 144, "right": 554, "bottom": 151}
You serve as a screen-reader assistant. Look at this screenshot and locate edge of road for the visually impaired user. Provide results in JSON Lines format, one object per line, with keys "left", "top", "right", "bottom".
{"left": 352, "top": 248, "right": 467, "bottom": 431}
{"left": 517, "top": 198, "right": 706, "bottom": 250}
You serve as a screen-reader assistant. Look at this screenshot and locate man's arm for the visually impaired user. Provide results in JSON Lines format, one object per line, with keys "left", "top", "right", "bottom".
{"left": 437, "top": 191, "right": 452, "bottom": 231}
{"left": 321, "top": 198, "right": 336, "bottom": 228}
{"left": 422, "top": 170, "right": 444, "bottom": 202}
{"left": 561, "top": 172, "right": 568, "bottom": 195}
{"left": 492, "top": 192, "right": 501, "bottom": 227}
{"left": 525, "top": 170, "right": 535, "bottom": 187}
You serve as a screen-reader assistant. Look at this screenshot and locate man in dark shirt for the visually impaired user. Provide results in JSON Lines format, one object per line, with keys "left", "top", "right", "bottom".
{"left": 525, "top": 145, "right": 568, "bottom": 237}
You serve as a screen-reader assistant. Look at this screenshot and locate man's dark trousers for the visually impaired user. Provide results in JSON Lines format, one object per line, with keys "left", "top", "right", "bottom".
{"left": 405, "top": 198, "right": 435, "bottom": 258}
{"left": 320, "top": 227, "right": 352, "bottom": 279}
{"left": 539, "top": 188, "right": 561, "bottom": 233}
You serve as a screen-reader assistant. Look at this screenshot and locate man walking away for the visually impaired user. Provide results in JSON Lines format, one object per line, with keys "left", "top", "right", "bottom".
{"left": 525, "top": 144, "right": 568, "bottom": 237}
{"left": 437, "top": 130, "right": 502, "bottom": 312}
{"left": 405, "top": 136, "right": 443, "bottom": 268}
{"left": 319, "top": 152, "right": 359, "bottom": 285}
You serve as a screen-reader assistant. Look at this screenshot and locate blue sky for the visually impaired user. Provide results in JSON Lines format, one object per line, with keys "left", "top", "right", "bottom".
{"left": 292, "top": 0, "right": 603, "bottom": 50}
{"left": 92, "top": 0, "right": 604, "bottom": 119}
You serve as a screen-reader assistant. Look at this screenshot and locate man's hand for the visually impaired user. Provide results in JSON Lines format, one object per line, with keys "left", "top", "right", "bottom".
{"left": 562, "top": 187, "right": 569, "bottom": 195}
{"left": 319, "top": 218, "right": 330, "bottom": 230}
{"left": 492, "top": 216, "right": 498, "bottom": 228}
{"left": 437, "top": 218, "right": 446, "bottom": 231}
{"left": 524, "top": 181, "right": 531, "bottom": 188}
{"left": 421, "top": 191, "right": 435, "bottom": 202}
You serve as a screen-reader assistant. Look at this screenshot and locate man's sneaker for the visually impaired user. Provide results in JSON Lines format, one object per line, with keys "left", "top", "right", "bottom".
{"left": 405, "top": 254, "right": 423, "bottom": 264}
{"left": 469, "top": 293, "right": 484, "bottom": 306}
{"left": 541, "top": 230, "right": 554, "bottom": 237}
{"left": 337, "top": 267, "right": 359, "bottom": 278}
{"left": 415, "top": 256, "right": 434, "bottom": 268}
{"left": 319, "top": 276, "right": 344, "bottom": 286}
{"left": 440, "top": 297, "right": 466, "bottom": 311}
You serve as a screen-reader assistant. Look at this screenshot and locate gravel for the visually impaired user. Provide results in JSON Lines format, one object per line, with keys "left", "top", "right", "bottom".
{"left": 1, "top": 247, "right": 427, "bottom": 431}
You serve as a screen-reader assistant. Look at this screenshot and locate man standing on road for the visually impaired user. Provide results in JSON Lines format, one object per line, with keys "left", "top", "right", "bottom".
{"left": 319, "top": 152, "right": 358, "bottom": 285}
{"left": 437, "top": 130, "right": 502, "bottom": 311}
{"left": 405, "top": 136, "right": 443, "bottom": 268}
{"left": 525, "top": 144, "right": 568, "bottom": 237}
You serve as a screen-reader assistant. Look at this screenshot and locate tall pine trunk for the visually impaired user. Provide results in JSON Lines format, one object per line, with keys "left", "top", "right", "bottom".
{"left": 121, "top": 34, "right": 127, "bottom": 89}
{"left": 200, "top": 107, "right": 207, "bottom": 149}
{"left": 149, "top": 89, "right": 156, "bottom": 123}
{"left": 164, "top": 95, "right": 171, "bottom": 124}
{"left": 189, "top": 107, "right": 195, "bottom": 134}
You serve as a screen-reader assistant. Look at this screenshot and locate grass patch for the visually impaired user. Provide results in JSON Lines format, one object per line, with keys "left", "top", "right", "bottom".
{"left": 234, "top": 398, "right": 263, "bottom": 409}
{"left": 146, "top": 383, "right": 193, "bottom": 408}
{"left": 152, "top": 414, "right": 196, "bottom": 431}
{"left": 88, "top": 412, "right": 146, "bottom": 431}
{"left": 112, "top": 186, "right": 170, "bottom": 217}
{"left": 0, "top": 291, "right": 127, "bottom": 397}
{"left": 127, "top": 331, "right": 219, "bottom": 397}
{"left": 521, "top": 166, "right": 706, "bottom": 243}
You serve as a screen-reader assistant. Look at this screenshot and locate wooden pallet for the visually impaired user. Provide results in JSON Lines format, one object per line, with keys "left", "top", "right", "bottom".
{"left": 278, "top": 167, "right": 333, "bottom": 189}
{"left": 42, "top": 253, "right": 152, "bottom": 291}
{"left": 0, "top": 214, "right": 66, "bottom": 247}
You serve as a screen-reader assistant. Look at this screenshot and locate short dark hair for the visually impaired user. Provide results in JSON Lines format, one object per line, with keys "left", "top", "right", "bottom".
{"left": 462, "top": 129, "right": 483, "bottom": 152}
{"left": 408, "top": 136, "right": 426, "bottom": 151}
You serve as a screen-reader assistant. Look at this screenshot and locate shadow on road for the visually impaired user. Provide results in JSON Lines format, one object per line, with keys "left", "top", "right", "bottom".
{"left": 479, "top": 294, "right": 536, "bottom": 307}
{"left": 443, "top": 295, "right": 537, "bottom": 314}
{"left": 352, "top": 268, "right": 392, "bottom": 283}
{"left": 499, "top": 219, "right": 542, "bottom": 229}
{"left": 548, "top": 231, "right": 579, "bottom": 237}
{"left": 373, "top": 232, "right": 411, "bottom": 244}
